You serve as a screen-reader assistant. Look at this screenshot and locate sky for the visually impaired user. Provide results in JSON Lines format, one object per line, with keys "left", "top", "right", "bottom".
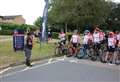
{"left": 0, "top": 0, "right": 45, "bottom": 25}
{"left": 0, "top": 0, "right": 120, "bottom": 25}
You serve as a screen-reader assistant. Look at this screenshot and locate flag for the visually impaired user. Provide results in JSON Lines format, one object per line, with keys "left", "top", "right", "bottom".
{"left": 41, "top": 0, "right": 49, "bottom": 42}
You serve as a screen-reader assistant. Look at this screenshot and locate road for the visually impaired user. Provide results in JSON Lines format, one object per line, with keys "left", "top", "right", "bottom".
{"left": 0, "top": 57, "right": 120, "bottom": 82}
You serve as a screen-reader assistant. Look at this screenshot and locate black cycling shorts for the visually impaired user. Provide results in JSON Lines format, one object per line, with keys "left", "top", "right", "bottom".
{"left": 72, "top": 43, "right": 78, "bottom": 48}
{"left": 107, "top": 46, "right": 115, "bottom": 52}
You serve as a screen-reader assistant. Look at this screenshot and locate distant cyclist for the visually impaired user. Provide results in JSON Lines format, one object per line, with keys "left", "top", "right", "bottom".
{"left": 58, "top": 30, "right": 66, "bottom": 45}
{"left": 48, "top": 29, "right": 52, "bottom": 41}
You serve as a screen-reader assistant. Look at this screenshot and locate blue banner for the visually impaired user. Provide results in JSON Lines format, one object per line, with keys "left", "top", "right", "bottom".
{"left": 41, "top": 0, "right": 49, "bottom": 42}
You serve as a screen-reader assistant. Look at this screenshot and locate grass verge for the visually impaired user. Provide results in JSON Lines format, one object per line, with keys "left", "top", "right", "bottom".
{"left": 0, "top": 40, "right": 56, "bottom": 68}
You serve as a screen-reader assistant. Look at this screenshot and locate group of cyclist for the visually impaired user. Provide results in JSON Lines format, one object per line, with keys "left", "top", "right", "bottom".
{"left": 58, "top": 26, "right": 120, "bottom": 65}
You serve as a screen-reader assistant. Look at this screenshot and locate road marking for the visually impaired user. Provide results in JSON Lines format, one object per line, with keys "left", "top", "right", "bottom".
{"left": 57, "top": 58, "right": 65, "bottom": 61}
{"left": 0, "top": 67, "right": 12, "bottom": 74}
{"left": 22, "top": 67, "right": 30, "bottom": 71}
{"left": 0, "top": 60, "right": 60, "bottom": 78}
{"left": 57, "top": 55, "right": 67, "bottom": 61}
{"left": 63, "top": 55, "right": 67, "bottom": 60}
{"left": 29, "top": 60, "right": 59, "bottom": 70}
{"left": 69, "top": 60, "right": 79, "bottom": 63}
{"left": 48, "top": 58, "right": 53, "bottom": 64}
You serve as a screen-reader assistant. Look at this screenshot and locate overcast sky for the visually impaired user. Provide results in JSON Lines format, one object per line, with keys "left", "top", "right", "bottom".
{"left": 0, "top": 0, "right": 120, "bottom": 25}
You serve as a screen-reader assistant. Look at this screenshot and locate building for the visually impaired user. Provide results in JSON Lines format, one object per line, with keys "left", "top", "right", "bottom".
{"left": 0, "top": 15, "right": 25, "bottom": 25}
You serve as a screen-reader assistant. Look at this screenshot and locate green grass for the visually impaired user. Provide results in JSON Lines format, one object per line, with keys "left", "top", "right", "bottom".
{"left": 0, "top": 40, "right": 56, "bottom": 66}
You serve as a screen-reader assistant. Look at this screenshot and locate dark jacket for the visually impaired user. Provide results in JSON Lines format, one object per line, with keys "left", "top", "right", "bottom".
{"left": 25, "top": 36, "right": 33, "bottom": 50}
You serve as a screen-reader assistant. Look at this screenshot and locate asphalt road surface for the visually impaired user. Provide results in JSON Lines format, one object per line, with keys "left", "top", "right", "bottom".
{"left": 0, "top": 57, "right": 120, "bottom": 82}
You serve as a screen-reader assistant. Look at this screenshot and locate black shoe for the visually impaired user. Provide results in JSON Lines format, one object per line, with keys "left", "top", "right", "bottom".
{"left": 28, "top": 64, "right": 33, "bottom": 67}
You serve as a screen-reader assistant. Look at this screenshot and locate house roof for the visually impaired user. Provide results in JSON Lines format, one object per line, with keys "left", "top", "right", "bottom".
{"left": 0, "top": 15, "right": 22, "bottom": 20}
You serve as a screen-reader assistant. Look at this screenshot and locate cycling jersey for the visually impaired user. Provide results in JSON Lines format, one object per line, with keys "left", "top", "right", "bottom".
{"left": 93, "top": 32, "right": 100, "bottom": 43}
{"left": 59, "top": 33, "right": 66, "bottom": 41}
{"left": 71, "top": 34, "right": 80, "bottom": 43}
{"left": 99, "top": 32, "right": 105, "bottom": 41}
{"left": 108, "top": 37, "right": 116, "bottom": 48}
{"left": 116, "top": 33, "right": 120, "bottom": 41}
{"left": 83, "top": 34, "right": 93, "bottom": 44}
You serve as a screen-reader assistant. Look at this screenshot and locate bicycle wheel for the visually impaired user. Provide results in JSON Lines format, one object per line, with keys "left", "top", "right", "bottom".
{"left": 100, "top": 50, "right": 107, "bottom": 63}
{"left": 67, "top": 47, "right": 73, "bottom": 57}
{"left": 63, "top": 47, "right": 68, "bottom": 55}
{"left": 55, "top": 47, "right": 62, "bottom": 56}
{"left": 91, "top": 49, "right": 97, "bottom": 61}
{"left": 76, "top": 47, "right": 85, "bottom": 59}
{"left": 114, "top": 48, "right": 120, "bottom": 65}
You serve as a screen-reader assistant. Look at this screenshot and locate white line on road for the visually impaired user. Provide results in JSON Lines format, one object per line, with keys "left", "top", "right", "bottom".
{"left": 69, "top": 60, "right": 79, "bottom": 63}
{"left": 57, "top": 55, "right": 67, "bottom": 61}
{"left": 29, "top": 60, "right": 59, "bottom": 70}
{"left": 48, "top": 58, "right": 53, "bottom": 64}
{"left": 22, "top": 67, "right": 30, "bottom": 71}
{"left": 0, "top": 67, "right": 12, "bottom": 74}
{"left": 0, "top": 60, "right": 60, "bottom": 78}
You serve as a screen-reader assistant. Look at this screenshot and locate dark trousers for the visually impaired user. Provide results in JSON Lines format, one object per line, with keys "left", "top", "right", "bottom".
{"left": 24, "top": 48, "right": 32, "bottom": 66}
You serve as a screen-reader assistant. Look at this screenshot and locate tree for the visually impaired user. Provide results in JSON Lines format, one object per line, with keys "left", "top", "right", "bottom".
{"left": 34, "top": 17, "right": 42, "bottom": 28}
{"left": 104, "top": 3, "right": 120, "bottom": 31}
{"left": 48, "top": 0, "right": 112, "bottom": 32}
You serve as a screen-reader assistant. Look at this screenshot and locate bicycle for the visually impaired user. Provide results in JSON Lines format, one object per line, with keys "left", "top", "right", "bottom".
{"left": 77, "top": 41, "right": 94, "bottom": 59}
{"left": 54, "top": 42, "right": 68, "bottom": 56}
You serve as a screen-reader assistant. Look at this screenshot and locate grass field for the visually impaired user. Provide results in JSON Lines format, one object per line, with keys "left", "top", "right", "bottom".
{"left": 0, "top": 40, "right": 56, "bottom": 66}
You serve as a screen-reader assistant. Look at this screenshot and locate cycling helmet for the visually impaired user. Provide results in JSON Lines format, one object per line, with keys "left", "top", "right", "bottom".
{"left": 84, "top": 30, "right": 90, "bottom": 35}
{"left": 74, "top": 30, "right": 78, "bottom": 34}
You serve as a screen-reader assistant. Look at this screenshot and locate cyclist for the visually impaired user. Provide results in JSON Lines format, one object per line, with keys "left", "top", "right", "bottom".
{"left": 58, "top": 30, "right": 67, "bottom": 54}
{"left": 105, "top": 32, "right": 116, "bottom": 64}
{"left": 83, "top": 30, "right": 93, "bottom": 49}
{"left": 93, "top": 28, "right": 101, "bottom": 56}
{"left": 83, "top": 30, "right": 93, "bottom": 57}
{"left": 70, "top": 30, "right": 80, "bottom": 56}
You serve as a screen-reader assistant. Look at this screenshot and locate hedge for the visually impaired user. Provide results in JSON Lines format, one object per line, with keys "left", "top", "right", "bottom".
{"left": 52, "top": 32, "right": 59, "bottom": 39}
{"left": 0, "top": 30, "right": 13, "bottom": 35}
{"left": 52, "top": 32, "right": 73, "bottom": 41}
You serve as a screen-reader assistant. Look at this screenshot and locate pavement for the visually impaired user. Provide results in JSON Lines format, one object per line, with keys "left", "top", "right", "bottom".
{"left": 0, "top": 56, "right": 119, "bottom": 82}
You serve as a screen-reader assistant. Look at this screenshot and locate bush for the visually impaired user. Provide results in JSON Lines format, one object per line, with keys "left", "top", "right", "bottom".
{"left": 0, "top": 23, "right": 36, "bottom": 31}
{"left": 52, "top": 32, "right": 59, "bottom": 39}
{"left": 66, "top": 32, "right": 73, "bottom": 41}
{"left": 0, "top": 30, "right": 13, "bottom": 35}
